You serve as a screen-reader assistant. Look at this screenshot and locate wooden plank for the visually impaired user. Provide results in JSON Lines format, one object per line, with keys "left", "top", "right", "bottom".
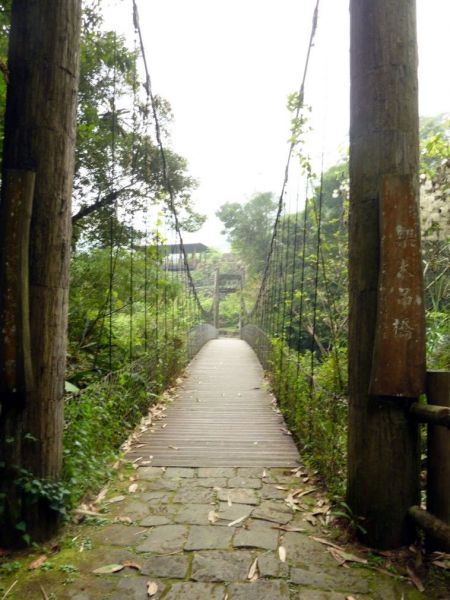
{"left": 126, "top": 338, "right": 300, "bottom": 467}
{"left": 369, "top": 174, "right": 426, "bottom": 397}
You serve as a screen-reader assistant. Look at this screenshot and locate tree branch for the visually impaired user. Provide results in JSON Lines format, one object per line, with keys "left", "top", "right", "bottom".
{"left": 71, "top": 183, "right": 135, "bottom": 224}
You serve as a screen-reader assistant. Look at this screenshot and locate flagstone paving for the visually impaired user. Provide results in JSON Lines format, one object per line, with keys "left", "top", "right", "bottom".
{"left": 0, "top": 339, "right": 445, "bottom": 598}
{"left": 1, "top": 464, "right": 431, "bottom": 599}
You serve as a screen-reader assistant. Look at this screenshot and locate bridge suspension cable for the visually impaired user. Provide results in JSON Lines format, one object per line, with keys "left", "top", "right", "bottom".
{"left": 251, "top": 0, "right": 320, "bottom": 318}
{"left": 132, "top": 0, "right": 210, "bottom": 321}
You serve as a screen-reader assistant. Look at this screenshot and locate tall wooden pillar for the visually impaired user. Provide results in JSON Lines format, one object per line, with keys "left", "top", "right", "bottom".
{"left": 348, "top": 0, "right": 425, "bottom": 548}
{"left": 213, "top": 269, "right": 220, "bottom": 329}
{"left": 0, "top": 0, "right": 82, "bottom": 546}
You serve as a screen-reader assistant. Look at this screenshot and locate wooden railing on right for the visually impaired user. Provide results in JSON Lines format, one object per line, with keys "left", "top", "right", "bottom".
{"left": 409, "top": 371, "right": 450, "bottom": 551}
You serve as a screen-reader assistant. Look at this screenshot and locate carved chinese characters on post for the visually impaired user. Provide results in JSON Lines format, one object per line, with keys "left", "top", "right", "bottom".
{"left": 369, "top": 175, "right": 426, "bottom": 397}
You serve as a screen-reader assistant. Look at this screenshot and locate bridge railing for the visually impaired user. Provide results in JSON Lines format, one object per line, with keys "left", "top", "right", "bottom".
{"left": 240, "top": 323, "right": 273, "bottom": 371}
{"left": 187, "top": 323, "right": 219, "bottom": 359}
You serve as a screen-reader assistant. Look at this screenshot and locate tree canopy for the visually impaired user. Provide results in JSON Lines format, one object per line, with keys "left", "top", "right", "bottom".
{"left": 216, "top": 192, "right": 277, "bottom": 276}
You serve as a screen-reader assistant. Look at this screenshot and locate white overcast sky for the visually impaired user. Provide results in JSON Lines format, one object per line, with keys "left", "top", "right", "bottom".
{"left": 105, "top": 0, "right": 450, "bottom": 249}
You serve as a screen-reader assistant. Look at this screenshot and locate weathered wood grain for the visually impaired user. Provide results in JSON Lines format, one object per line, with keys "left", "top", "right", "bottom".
{"left": 126, "top": 339, "right": 300, "bottom": 467}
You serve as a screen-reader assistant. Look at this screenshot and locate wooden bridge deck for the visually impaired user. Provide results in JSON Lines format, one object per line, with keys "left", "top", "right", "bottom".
{"left": 126, "top": 338, "right": 300, "bottom": 467}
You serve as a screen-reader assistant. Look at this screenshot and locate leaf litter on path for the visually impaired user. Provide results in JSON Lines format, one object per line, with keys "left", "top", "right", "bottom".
{"left": 247, "top": 557, "right": 259, "bottom": 581}
{"left": 147, "top": 581, "right": 158, "bottom": 596}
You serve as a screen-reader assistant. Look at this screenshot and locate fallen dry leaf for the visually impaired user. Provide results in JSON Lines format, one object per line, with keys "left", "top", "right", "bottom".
{"left": 431, "top": 552, "right": 450, "bottom": 570}
{"left": 208, "top": 510, "right": 219, "bottom": 524}
{"left": 128, "top": 483, "right": 138, "bottom": 494}
{"left": 310, "top": 536, "right": 342, "bottom": 551}
{"left": 433, "top": 560, "right": 450, "bottom": 570}
{"left": 227, "top": 494, "right": 232, "bottom": 507}
{"left": 168, "top": 445, "right": 179, "bottom": 450}
{"left": 1, "top": 580, "right": 18, "bottom": 599}
{"left": 74, "top": 508, "right": 104, "bottom": 520}
{"left": 122, "top": 561, "right": 142, "bottom": 571}
{"left": 304, "top": 514, "right": 318, "bottom": 526}
{"left": 407, "top": 566, "right": 425, "bottom": 592}
{"left": 329, "top": 547, "right": 368, "bottom": 566}
{"left": 312, "top": 506, "right": 330, "bottom": 516}
{"left": 93, "top": 563, "right": 124, "bottom": 574}
{"left": 275, "top": 485, "right": 289, "bottom": 491}
{"left": 115, "top": 516, "right": 132, "bottom": 524}
{"left": 28, "top": 555, "right": 48, "bottom": 570}
{"left": 147, "top": 580, "right": 158, "bottom": 596}
{"left": 94, "top": 485, "right": 109, "bottom": 505}
{"left": 39, "top": 584, "right": 49, "bottom": 600}
{"left": 228, "top": 515, "right": 247, "bottom": 527}
{"left": 294, "top": 487, "right": 318, "bottom": 498}
{"left": 284, "top": 494, "right": 300, "bottom": 511}
{"left": 247, "top": 557, "right": 259, "bottom": 580}
{"left": 107, "top": 495, "right": 126, "bottom": 504}
{"left": 278, "top": 546, "right": 287, "bottom": 562}
{"left": 272, "top": 525, "right": 306, "bottom": 533}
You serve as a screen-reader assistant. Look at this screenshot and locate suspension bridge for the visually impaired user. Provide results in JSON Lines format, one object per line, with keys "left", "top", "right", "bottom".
{"left": 0, "top": 0, "right": 449, "bottom": 597}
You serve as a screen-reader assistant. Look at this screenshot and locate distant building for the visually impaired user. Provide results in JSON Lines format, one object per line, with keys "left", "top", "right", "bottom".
{"left": 161, "top": 243, "right": 209, "bottom": 271}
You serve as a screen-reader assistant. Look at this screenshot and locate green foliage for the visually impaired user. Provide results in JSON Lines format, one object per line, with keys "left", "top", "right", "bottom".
{"left": 0, "top": 560, "right": 21, "bottom": 575}
{"left": 14, "top": 471, "right": 70, "bottom": 519}
{"left": 0, "top": 1, "right": 10, "bottom": 167}
{"left": 68, "top": 240, "right": 194, "bottom": 382}
{"left": 73, "top": 4, "right": 201, "bottom": 247}
{"left": 271, "top": 340, "right": 348, "bottom": 496}
{"left": 216, "top": 192, "right": 278, "bottom": 276}
{"left": 219, "top": 291, "right": 241, "bottom": 330}
{"left": 243, "top": 116, "right": 449, "bottom": 501}
{"left": 63, "top": 341, "right": 186, "bottom": 507}
{"left": 0, "top": 464, "right": 70, "bottom": 545}
{"left": 420, "top": 113, "right": 450, "bottom": 181}
{"left": 420, "top": 115, "right": 450, "bottom": 367}
{"left": 331, "top": 500, "right": 367, "bottom": 535}
{"left": 426, "top": 311, "right": 450, "bottom": 370}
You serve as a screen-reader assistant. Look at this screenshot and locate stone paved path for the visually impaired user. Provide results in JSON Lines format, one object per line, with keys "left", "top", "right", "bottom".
{"left": 1, "top": 341, "right": 439, "bottom": 598}
{"left": 126, "top": 339, "right": 300, "bottom": 467}
{"left": 5, "top": 464, "right": 428, "bottom": 599}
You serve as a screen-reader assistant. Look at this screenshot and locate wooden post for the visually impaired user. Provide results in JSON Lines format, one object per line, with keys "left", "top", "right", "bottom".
{"left": 213, "top": 268, "right": 220, "bottom": 329}
{"left": 348, "top": 0, "right": 423, "bottom": 548}
{"left": 0, "top": 0, "right": 82, "bottom": 546}
{"left": 427, "top": 371, "right": 450, "bottom": 548}
{"left": 239, "top": 270, "right": 245, "bottom": 338}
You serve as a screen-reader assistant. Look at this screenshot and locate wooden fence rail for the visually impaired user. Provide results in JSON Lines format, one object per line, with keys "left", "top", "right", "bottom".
{"left": 409, "top": 371, "right": 450, "bottom": 551}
